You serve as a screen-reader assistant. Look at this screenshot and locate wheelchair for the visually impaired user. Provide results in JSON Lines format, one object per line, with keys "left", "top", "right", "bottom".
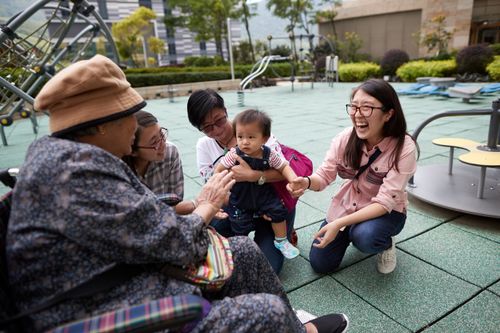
{"left": 0, "top": 168, "right": 204, "bottom": 333}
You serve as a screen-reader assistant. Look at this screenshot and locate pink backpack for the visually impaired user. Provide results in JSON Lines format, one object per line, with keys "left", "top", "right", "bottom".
{"left": 272, "top": 144, "right": 313, "bottom": 211}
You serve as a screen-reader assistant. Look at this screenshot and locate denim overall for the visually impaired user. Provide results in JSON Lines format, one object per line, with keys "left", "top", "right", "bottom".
{"left": 227, "top": 146, "right": 288, "bottom": 235}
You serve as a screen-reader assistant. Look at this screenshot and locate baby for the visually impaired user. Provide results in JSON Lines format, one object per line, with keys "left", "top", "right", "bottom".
{"left": 215, "top": 109, "right": 299, "bottom": 259}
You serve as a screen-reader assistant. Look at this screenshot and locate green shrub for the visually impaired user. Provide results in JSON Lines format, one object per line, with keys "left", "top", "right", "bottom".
{"left": 123, "top": 62, "right": 295, "bottom": 87}
{"left": 396, "top": 59, "right": 457, "bottom": 82}
{"left": 338, "top": 62, "right": 381, "bottom": 82}
{"left": 381, "top": 49, "right": 409, "bottom": 76}
{"left": 456, "top": 44, "right": 494, "bottom": 74}
{"left": 125, "top": 66, "right": 227, "bottom": 74}
{"left": 182, "top": 56, "right": 218, "bottom": 67}
{"left": 486, "top": 56, "right": 500, "bottom": 81}
{"left": 125, "top": 72, "right": 236, "bottom": 87}
{"left": 489, "top": 43, "right": 500, "bottom": 56}
{"left": 183, "top": 56, "right": 197, "bottom": 67}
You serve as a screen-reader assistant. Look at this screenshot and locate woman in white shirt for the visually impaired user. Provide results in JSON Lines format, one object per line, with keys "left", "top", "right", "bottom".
{"left": 187, "top": 89, "right": 296, "bottom": 274}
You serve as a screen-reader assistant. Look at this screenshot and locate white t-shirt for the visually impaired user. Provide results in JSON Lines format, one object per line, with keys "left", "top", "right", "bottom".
{"left": 196, "top": 134, "right": 282, "bottom": 182}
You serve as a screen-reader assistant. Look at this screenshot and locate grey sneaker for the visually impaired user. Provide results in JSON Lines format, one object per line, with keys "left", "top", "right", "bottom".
{"left": 377, "top": 236, "right": 396, "bottom": 274}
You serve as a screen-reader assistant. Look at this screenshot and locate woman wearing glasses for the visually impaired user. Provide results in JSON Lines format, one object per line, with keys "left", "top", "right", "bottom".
{"left": 123, "top": 110, "right": 196, "bottom": 214}
{"left": 186, "top": 89, "right": 296, "bottom": 274}
{"left": 289, "top": 79, "right": 417, "bottom": 275}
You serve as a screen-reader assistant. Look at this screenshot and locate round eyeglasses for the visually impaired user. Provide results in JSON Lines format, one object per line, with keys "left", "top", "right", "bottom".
{"left": 134, "top": 127, "right": 168, "bottom": 150}
{"left": 199, "top": 115, "right": 227, "bottom": 134}
{"left": 346, "top": 104, "right": 385, "bottom": 118}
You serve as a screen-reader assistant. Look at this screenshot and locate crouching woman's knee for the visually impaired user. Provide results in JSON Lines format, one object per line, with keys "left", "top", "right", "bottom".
{"left": 309, "top": 248, "right": 342, "bottom": 274}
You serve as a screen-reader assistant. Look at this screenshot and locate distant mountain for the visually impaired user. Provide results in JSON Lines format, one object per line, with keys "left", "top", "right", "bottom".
{"left": 245, "top": 0, "right": 322, "bottom": 46}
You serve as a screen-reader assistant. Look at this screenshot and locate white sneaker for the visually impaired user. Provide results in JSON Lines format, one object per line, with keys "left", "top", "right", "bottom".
{"left": 377, "top": 236, "right": 397, "bottom": 274}
{"left": 274, "top": 239, "right": 300, "bottom": 259}
{"left": 294, "top": 309, "right": 317, "bottom": 324}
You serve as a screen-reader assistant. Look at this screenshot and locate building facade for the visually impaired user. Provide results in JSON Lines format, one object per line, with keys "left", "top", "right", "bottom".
{"left": 53, "top": 0, "right": 241, "bottom": 65}
{"left": 318, "top": 0, "right": 500, "bottom": 60}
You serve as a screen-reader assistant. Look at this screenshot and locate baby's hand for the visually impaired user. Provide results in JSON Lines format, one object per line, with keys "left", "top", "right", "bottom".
{"left": 287, "top": 177, "right": 307, "bottom": 198}
{"left": 215, "top": 209, "right": 228, "bottom": 219}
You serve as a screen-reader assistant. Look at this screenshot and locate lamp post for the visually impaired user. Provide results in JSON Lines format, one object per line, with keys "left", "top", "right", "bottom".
{"left": 227, "top": 18, "right": 235, "bottom": 80}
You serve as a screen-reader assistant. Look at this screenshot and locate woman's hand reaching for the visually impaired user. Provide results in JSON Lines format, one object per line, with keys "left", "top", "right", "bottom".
{"left": 287, "top": 176, "right": 308, "bottom": 198}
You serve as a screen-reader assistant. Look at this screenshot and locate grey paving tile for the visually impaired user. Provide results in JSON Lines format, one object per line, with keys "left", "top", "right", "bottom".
{"left": 423, "top": 291, "right": 500, "bottom": 333}
{"left": 288, "top": 277, "right": 410, "bottom": 333}
{"left": 332, "top": 251, "right": 480, "bottom": 331}
{"left": 0, "top": 184, "right": 9, "bottom": 196}
{"left": 182, "top": 176, "right": 202, "bottom": 200}
{"left": 448, "top": 214, "right": 500, "bottom": 243}
{"left": 396, "top": 210, "right": 443, "bottom": 242}
{"left": 488, "top": 280, "right": 500, "bottom": 296}
{"left": 293, "top": 201, "right": 325, "bottom": 228}
{"left": 177, "top": 151, "right": 199, "bottom": 179}
{"left": 279, "top": 255, "right": 321, "bottom": 293}
{"left": 298, "top": 182, "right": 342, "bottom": 213}
{"left": 399, "top": 223, "right": 500, "bottom": 287}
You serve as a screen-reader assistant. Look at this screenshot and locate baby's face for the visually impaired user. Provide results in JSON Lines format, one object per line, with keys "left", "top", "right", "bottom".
{"left": 235, "top": 121, "right": 267, "bottom": 158}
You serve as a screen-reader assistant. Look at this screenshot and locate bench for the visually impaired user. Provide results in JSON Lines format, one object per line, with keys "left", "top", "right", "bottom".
{"left": 432, "top": 137, "right": 500, "bottom": 198}
{"left": 447, "top": 86, "right": 482, "bottom": 103}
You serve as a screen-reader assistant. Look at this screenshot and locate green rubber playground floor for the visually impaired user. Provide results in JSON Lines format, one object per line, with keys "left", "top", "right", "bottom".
{"left": 1, "top": 82, "right": 499, "bottom": 332}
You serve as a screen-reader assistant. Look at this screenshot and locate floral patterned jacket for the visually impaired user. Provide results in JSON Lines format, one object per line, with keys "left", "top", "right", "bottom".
{"left": 6, "top": 136, "right": 209, "bottom": 331}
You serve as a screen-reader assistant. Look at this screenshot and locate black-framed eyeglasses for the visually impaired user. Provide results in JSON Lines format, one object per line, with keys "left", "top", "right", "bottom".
{"left": 199, "top": 115, "right": 227, "bottom": 134}
{"left": 134, "top": 127, "right": 168, "bottom": 150}
{"left": 346, "top": 104, "right": 385, "bottom": 118}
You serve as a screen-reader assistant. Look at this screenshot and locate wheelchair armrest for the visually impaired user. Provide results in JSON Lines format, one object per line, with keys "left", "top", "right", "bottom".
{"left": 46, "top": 294, "right": 205, "bottom": 333}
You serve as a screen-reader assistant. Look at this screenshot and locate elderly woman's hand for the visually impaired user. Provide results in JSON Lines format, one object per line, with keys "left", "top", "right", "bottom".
{"left": 194, "top": 170, "right": 235, "bottom": 224}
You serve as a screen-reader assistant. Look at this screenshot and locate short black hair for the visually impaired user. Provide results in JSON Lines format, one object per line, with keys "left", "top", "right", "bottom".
{"left": 187, "top": 89, "right": 226, "bottom": 129}
{"left": 233, "top": 109, "right": 271, "bottom": 138}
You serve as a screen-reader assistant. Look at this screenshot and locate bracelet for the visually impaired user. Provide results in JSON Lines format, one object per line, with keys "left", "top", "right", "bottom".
{"left": 305, "top": 176, "right": 311, "bottom": 189}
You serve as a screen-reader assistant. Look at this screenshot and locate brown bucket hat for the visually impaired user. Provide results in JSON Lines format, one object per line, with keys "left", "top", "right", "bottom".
{"left": 34, "top": 55, "right": 146, "bottom": 136}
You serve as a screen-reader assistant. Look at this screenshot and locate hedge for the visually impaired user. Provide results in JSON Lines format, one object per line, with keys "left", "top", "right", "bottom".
{"left": 338, "top": 62, "right": 381, "bottom": 82}
{"left": 486, "top": 56, "right": 500, "bottom": 81}
{"left": 124, "top": 63, "right": 296, "bottom": 87}
{"left": 126, "top": 72, "right": 237, "bottom": 87}
{"left": 396, "top": 60, "right": 457, "bottom": 82}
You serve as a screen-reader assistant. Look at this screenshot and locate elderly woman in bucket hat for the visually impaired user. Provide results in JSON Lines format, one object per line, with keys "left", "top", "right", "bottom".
{"left": 6, "top": 55, "right": 348, "bottom": 333}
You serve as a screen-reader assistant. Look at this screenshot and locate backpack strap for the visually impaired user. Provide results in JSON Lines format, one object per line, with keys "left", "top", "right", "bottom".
{"left": 354, "top": 148, "right": 382, "bottom": 180}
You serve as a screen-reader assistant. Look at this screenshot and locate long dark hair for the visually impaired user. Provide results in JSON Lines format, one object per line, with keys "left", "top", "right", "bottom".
{"left": 187, "top": 89, "right": 226, "bottom": 129}
{"left": 122, "top": 110, "right": 158, "bottom": 174}
{"left": 345, "top": 79, "right": 410, "bottom": 171}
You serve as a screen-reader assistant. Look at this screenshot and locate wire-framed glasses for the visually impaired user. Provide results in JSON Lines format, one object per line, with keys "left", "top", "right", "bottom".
{"left": 134, "top": 127, "right": 168, "bottom": 150}
{"left": 199, "top": 115, "right": 227, "bottom": 134}
{"left": 346, "top": 104, "right": 385, "bottom": 117}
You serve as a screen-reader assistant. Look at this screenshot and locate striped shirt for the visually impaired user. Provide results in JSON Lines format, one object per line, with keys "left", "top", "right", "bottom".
{"left": 220, "top": 146, "right": 287, "bottom": 170}
{"left": 138, "top": 142, "right": 184, "bottom": 198}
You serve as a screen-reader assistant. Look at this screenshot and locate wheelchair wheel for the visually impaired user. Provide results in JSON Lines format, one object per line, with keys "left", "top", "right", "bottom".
{"left": 0, "top": 0, "right": 119, "bottom": 121}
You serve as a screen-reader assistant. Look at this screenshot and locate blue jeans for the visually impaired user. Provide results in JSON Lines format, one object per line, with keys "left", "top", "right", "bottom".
{"left": 210, "top": 209, "right": 296, "bottom": 275}
{"left": 309, "top": 210, "right": 406, "bottom": 274}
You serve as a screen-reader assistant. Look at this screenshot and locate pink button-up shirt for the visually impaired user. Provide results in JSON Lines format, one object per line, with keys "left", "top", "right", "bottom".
{"left": 315, "top": 127, "right": 417, "bottom": 223}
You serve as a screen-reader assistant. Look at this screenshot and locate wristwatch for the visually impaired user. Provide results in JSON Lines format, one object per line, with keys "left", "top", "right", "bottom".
{"left": 257, "top": 172, "right": 266, "bottom": 185}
